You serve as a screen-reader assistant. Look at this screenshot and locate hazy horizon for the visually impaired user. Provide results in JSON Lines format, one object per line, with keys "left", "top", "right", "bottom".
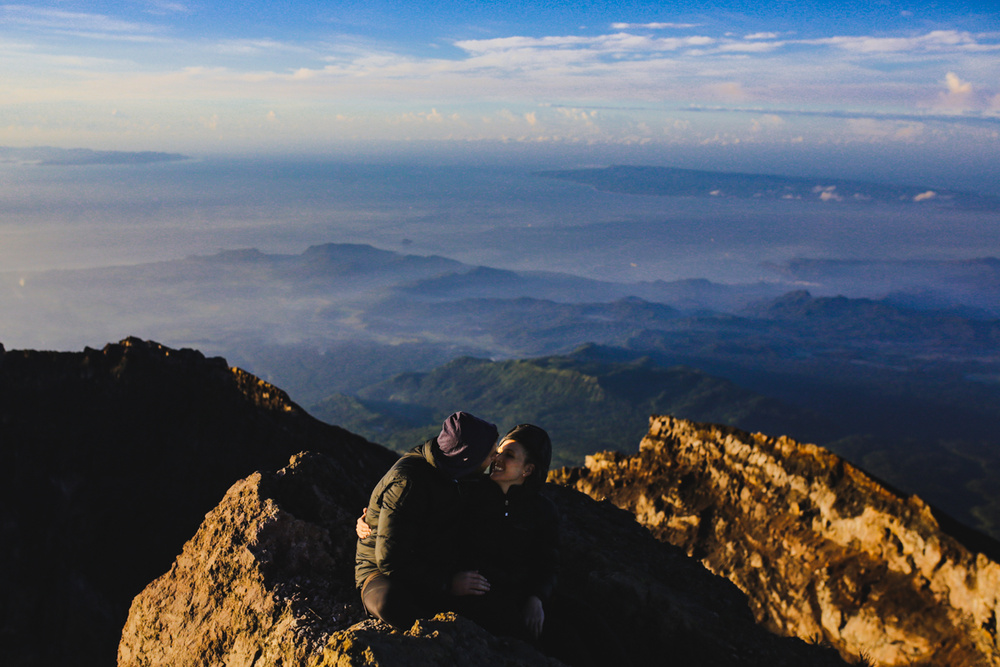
{"left": 2, "top": 0, "right": 998, "bottom": 350}
{"left": 2, "top": 154, "right": 998, "bottom": 283}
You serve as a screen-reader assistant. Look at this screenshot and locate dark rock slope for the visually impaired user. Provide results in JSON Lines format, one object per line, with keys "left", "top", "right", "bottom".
{"left": 0, "top": 338, "right": 396, "bottom": 667}
{"left": 551, "top": 415, "right": 1000, "bottom": 667}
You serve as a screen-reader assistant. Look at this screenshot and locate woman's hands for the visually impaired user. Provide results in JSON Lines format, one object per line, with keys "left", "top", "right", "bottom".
{"left": 523, "top": 595, "right": 545, "bottom": 638}
{"left": 450, "top": 570, "right": 490, "bottom": 596}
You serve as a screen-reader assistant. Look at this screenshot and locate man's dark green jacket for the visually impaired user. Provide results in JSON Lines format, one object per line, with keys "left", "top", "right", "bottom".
{"left": 355, "top": 440, "right": 465, "bottom": 597}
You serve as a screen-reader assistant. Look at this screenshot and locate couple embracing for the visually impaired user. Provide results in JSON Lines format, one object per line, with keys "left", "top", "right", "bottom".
{"left": 355, "top": 411, "right": 558, "bottom": 642}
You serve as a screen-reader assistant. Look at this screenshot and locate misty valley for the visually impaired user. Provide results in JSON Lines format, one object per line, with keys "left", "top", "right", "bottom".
{"left": 2, "top": 238, "right": 998, "bottom": 541}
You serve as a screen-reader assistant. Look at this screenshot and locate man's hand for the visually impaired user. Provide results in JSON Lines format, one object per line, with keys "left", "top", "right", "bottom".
{"left": 450, "top": 570, "right": 490, "bottom": 596}
{"left": 356, "top": 508, "right": 372, "bottom": 539}
{"left": 523, "top": 595, "right": 544, "bottom": 638}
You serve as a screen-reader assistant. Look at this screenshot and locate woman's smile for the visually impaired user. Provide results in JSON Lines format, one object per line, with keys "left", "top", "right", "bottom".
{"left": 489, "top": 440, "right": 534, "bottom": 491}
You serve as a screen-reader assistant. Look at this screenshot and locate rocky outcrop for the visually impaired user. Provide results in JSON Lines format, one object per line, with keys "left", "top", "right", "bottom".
{"left": 3, "top": 338, "right": 849, "bottom": 667}
{"left": 0, "top": 338, "right": 396, "bottom": 667}
{"left": 15, "top": 336, "right": 979, "bottom": 666}
{"left": 119, "top": 449, "right": 849, "bottom": 666}
{"left": 550, "top": 415, "right": 1000, "bottom": 666}
{"left": 118, "top": 452, "right": 370, "bottom": 666}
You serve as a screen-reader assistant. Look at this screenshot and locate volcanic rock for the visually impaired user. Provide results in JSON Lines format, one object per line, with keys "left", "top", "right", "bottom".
{"left": 118, "top": 449, "right": 849, "bottom": 666}
{"left": 550, "top": 415, "right": 1000, "bottom": 666}
{"left": 0, "top": 338, "right": 395, "bottom": 667}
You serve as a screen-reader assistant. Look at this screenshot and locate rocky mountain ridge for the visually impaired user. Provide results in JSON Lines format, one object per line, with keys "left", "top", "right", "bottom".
{"left": 4, "top": 338, "right": 997, "bottom": 665}
{"left": 118, "top": 449, "right": 849, "bottom": 666}
{"left": 551, "top": 416, "right": 1000, "bottom": 666}
{"left": 3, "top": 338, "right": 849, "bottom": 666}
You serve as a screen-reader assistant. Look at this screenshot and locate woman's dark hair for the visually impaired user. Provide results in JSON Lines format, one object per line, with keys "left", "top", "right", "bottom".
{"left": 502, "top": 423, "right": 551, "bottom": 492}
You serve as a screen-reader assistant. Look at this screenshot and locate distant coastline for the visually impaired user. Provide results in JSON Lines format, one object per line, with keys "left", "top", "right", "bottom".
{"left": 0, "top": 146, "right": 188, "bottom": 166}
{"left": 537, "top": 164, "right": 1000, "bottom": 209}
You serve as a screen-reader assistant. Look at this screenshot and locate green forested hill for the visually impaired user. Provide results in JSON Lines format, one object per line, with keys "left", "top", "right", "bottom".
{"left": 309, "top": 348, "right": 825, "bottom": 467}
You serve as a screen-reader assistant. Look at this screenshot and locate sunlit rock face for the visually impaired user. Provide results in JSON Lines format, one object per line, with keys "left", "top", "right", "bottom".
{"left": 118, "top": 449, "right": 850, "bottom": 667}
{"left": 118, "top": 452, "right": 566, "bottom": 667}
{"left": 550, "top": 415, "right": 1000, "bottom": 667}
{"left": 117, "top": 452, "right": 374, "bottom": 667}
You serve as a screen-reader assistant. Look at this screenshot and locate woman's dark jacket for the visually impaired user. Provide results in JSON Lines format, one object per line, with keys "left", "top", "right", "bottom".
{"left": 461, "top": 477, "right": 559, "bottom": 604}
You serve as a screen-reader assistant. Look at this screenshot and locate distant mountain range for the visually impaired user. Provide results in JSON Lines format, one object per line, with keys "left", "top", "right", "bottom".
{"left": 767, "top": 257, "right": 1000, "bottom": 316}
{"left": 3, "top": 242, "right": 998, "bottom": 353}
{"left": 538, "top": 164, "right": 1000, "bottom": 209}
{"left": 2, "top": 243, "right": 999, "bottom": 539}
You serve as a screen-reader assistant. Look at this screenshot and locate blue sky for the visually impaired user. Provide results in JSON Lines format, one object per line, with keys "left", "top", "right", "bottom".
{"left": 1, "top": 0, "right": 999, "bottom": 165}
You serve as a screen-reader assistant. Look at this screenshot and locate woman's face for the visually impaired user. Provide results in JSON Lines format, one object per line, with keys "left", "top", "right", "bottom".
{"left": 489, "top": 440, "right": 534, "bottom": 487}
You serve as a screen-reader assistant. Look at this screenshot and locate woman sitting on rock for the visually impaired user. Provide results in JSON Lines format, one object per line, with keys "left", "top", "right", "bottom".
{"left": 455, "top": 423, "right": 558, "bottom": 640}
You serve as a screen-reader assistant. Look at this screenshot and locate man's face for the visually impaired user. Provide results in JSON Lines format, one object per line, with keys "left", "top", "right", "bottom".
{"left": 474, "top": 442, "right": 497, "bottom": 474}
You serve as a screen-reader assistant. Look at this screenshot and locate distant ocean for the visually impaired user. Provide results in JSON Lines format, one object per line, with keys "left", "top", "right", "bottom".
{"left": 2, "top": 157, "right": 997, "bottom": 284}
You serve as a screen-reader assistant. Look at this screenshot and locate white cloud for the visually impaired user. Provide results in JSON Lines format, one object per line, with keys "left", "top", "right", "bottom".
{"left": 214, "top": 39, "right": 303, "bottom": 56}
{"left": 894, "top": 123, "right": 924, "bottom": 140}
{"left": 0, "top": 5, "right": 163, "bottom": 39}
{"left": 390, "top": 108, "right": 448, "bottom": 125}
{"left": 716, "top": 40, "right": 784, "bottom": 53}
{"left": 809, "top": 30, "right": 992, "bottom": 54}
{"left": 845, "top": 118, "right": 925, "bottom": 141}
{"left": 3, "top": 11, "right": 1000, "bottom": 152}
{"left": 813, "top": 186, "right": 843, "bottom": 201}
{"left": 454, "top": 32, "right": 716, "bottom": 56}
{"left": 945, "top": 71, "right": 972, "bottom": 94}
{"left": 555, "top": 107, "right": 598, "bottom": 124}
{"left": 610, "top": 22, "right": 700, "bottom": 30}
{"left": 937, "top": 71, "right": 977, "bottom": 110}
{"left": 704, "top": 82, "right": 749, "bottom": 101}
{"left": 145, "top": 2, "right": 190, "bottom": 15}
{"left": 913, "top": 190, "right": 937, "bottom": 201}
{"left": 750, "top": 114, "right": 784, "bottom": 131}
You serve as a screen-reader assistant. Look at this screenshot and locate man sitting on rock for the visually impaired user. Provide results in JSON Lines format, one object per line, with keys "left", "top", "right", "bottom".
{"left": 355, "top": 411, "right": 499, "bottom": 629}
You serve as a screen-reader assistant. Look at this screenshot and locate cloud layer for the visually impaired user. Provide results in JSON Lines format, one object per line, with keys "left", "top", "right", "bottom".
{"left": 1, "top": 3, "right": 998, "bottom": 153}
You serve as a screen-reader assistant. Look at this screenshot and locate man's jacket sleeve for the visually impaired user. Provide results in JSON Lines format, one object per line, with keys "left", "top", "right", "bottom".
{"left": 374, "top": 477, "right": 451, "bottom": 596}
{"left": 374, "top": 478, "right": 414, "bottom": 578}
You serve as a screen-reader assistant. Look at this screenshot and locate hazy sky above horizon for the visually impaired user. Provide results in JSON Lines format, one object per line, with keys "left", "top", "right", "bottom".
{"left": 2, "top": 0, "right": 999, "bottom": 170}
